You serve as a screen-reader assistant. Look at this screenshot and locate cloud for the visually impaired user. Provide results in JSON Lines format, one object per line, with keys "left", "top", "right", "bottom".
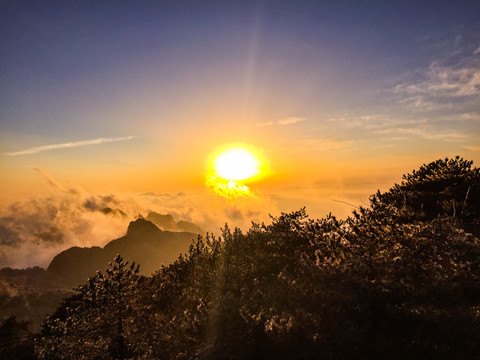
{"left": 397, "top": 95, "right": 455, "bottom": 112}
{"left": 253, "top": 121, "right": 274, "bottom": 127}
{"left": 390, "top": 46, "right": 480, "bottom": 125}
{"left": 278, "top": 117, "right": 305, "bottom": 125}
{"left": 474, "top": 46, "right": 480, "bottom": 55}
{"left": 321, "top": 110, "right": 477, "bottom": 146}
{"left": 34, "top": 168, "right": 64, "bottom": 190}
{"left": 394, "top": 62, "right": 480, "bottom": 98}
{"left": 5, "top": 136, "right": 136, "bottom": 156}
{"left": 250, "top": 118, "right": 305, "bottom": 128}
{"left": 0, "top": 183, "right": 142, "bottom": 268}
{"left": 374, "top": 127, "right": 468, "bottom": 142}
{"left": 457, "top": 112, "right": 480, "bottom": 122}
{"left": 325, "top": 114, "right": 428, "bottom": 132}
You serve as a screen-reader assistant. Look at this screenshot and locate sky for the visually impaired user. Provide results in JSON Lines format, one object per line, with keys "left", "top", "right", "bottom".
{"left": 1, "top": 1, "right": 479, "bottom": 267}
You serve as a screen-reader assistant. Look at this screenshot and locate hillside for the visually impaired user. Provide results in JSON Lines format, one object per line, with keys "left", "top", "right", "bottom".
{"left": 0, "top": 267, "right": 73, "bottom": 333}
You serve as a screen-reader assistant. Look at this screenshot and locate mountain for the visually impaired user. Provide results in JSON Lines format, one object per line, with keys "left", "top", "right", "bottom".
{"left": 146, "top": 211, "right": 203, "bottom": 233}
{"left": 47, "top": 218, "right": 197, "bottom": 286}
{"left": 145, "top": 212, "right": 176, "bottom": 229}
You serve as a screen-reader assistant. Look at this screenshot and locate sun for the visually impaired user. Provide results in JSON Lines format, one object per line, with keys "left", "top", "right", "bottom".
{"left": 206, "top": 144, "right": 267, "bottom": 198}
{"left": 213, "top": 147, "right": 261, "bottom": 181}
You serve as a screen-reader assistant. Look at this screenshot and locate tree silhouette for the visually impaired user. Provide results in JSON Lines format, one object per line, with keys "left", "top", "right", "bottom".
{"left": 0, "top": 316, "right": 36, "bottom": 360}
{"left": 38, "top": 255, "right": 145, "bottom": 359}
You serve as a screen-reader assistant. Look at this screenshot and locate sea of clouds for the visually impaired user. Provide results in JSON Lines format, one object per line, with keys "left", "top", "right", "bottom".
{"left": 0, "top": 170, "right": 279, "bottom": 269}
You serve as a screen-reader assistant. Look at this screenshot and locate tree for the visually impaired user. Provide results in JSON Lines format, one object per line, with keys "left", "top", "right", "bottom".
{"left": 37, "top": 255, "right": 146, "bottom": 359}
{"left": 0, "top": 316, "right": 36, "bottom": 360}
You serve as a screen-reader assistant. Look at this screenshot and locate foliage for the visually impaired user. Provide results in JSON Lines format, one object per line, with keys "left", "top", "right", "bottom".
{"left": 365, "top": 156, "right": 479, "bottom": 235}
{"left": 0, "top": 316, "right": 36, "bottom": 360}
{"left": 37, "top": 255, "right": 147, "bottom": 359}
{"left": 36, "top": 157, "right": 480, "bottom": 359}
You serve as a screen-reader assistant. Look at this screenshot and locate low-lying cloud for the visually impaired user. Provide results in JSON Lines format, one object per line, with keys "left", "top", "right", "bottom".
{"left": 0, "top": 169, "right": 280, "bottom": 269}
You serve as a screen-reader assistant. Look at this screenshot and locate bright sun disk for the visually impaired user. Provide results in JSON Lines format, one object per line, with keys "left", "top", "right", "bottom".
{"left": 213, "top": 147, "right": 261, "bottom": 181}
{"left": 206, "top": 145, "right": 267, "bottom": 198}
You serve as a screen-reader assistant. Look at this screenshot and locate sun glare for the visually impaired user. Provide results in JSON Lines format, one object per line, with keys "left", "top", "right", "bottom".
{"left": 213, "top": 147, "right": 261, "bottom": 181}
{"left": 206, "top": 144, "right": 267, "bottom": 198}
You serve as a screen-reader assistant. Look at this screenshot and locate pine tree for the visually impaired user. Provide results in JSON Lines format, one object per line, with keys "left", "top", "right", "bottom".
{"left": 37, "top": 255, "right": 145, "bottom": 359}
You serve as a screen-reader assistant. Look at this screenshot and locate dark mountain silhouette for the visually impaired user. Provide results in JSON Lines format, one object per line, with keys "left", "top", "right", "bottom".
{"left": 176, "top": 220, "right": 203, "bottom": 233}
{"left": 146, "top": 211, "right": 203, "bottom": 233}
{"left": 47, "top": 218, "right": 197, "bottom": 286}
{"left": 146, "top": 212, "right": 176, "bottom": 229}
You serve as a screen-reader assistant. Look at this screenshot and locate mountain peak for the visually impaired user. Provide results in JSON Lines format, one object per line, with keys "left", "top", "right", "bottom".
{"left": 126, "top": 218, "right": 161, "bottom": 237}
{"left": 145, "top": 212, "right": 176, "bottom": 229}
{"left": 146, "top": 211, "right": 203, "bottom": 233}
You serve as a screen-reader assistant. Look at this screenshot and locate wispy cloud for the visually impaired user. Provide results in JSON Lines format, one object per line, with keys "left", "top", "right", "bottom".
{"left": 5, "top": 136, "right": 136, "bottom": 156}
{"left": 457, "top": 112, "right": 480, "bottom": 122}
{"left": 321, "top": 110, "right": 478, "bottom": 147}
{"left": 249, "top": 117, "right": 305, "bottom": 128}
{"left": 375, "top": 127, "right": 468, "bottom": 142}
{"left": 33, "top": 168, "right": 64, "bottom": 190}
{"left": 397, "top": 95, "right": 455, "bottom": 112}
{"left": 278, "top": 117, "right": 305, "bottom": 125}
{"left": 325, "top": 114, "right": 427, "bottom": 131}
{"left": 391, "top": 45, "right": 480, "bottom": 123}
{"left": 394, "top": 62, "right": 480, "bottom": 98}
{"left": 253, "top": 121, "right": 274, "bottom": 127}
